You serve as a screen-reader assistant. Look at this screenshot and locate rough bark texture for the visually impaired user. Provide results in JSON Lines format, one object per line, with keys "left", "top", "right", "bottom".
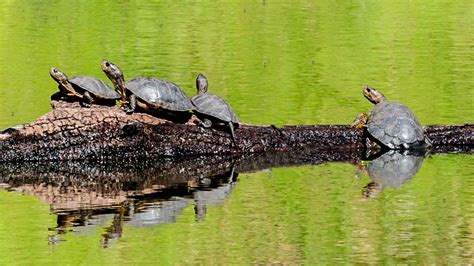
{"left": 0, "top": 101, "right": 472, "bottom": 162}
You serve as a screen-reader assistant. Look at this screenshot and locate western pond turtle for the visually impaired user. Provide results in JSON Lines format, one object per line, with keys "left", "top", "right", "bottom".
{"left": 354, "top": 85, "right": 431, "bottom": 150}
{"left": 191, "top": 73, "right": 239, "bottom": 140}
{"left": 101, "top": 60, "right": 193, "bottom": 114}
{"left": 50, "top": 67, "right": 120, "bottom": 107}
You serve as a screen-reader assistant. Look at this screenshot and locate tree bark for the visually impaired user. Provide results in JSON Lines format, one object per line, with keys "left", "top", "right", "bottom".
{"left": 0, "top": 101, "right": 472, "bottom": 162}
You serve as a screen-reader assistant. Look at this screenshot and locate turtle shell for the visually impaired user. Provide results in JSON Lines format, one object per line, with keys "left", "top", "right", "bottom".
{"left": 367, "top": 101, "right": 425, "bottom": 149}
{"left": 191, "top": 93, "right": 239, "bottom": 124}
{"left": 126, "top": 77, "right": 193, "bottom": 111}
{"left": 69, "top": 76, "right": 120, "bottom": 99}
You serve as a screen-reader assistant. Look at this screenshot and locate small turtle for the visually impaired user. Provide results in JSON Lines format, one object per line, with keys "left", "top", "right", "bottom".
{"left": 191, "top": 73, "right": 239, "bottom": 140}
{"left": 49, "top": 67, "right": 120, "bottom": 107}
{"left": 101, "top": 60, "right": 193, "bottom": 114}
{"left": 353, "top": 85, "right": 431, "bottom": 150}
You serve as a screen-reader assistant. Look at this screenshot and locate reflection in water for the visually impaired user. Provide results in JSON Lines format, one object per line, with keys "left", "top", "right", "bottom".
{"left": 362, "top": 150, "right": 426, "bottom": 198}
{"left": 45, "top": 170, "right": 235, "bottom": 248}
{"left": 0, "top": 149, "right": 359, "bottom": 247}
{"left": 194, "top": 167, "right": 237, "bottom": 223}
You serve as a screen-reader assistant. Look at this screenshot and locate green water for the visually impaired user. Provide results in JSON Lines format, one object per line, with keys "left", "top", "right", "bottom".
{"left": 0, "top": 1, "right": 472, "bottom": 264}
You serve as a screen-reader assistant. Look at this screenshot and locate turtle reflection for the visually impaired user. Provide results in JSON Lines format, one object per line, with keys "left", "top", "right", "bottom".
{"left": 362, "top": 150, "right": 426, "bottom": 198}
{"left": 52, "top": 172, "right": 236, "bottom": 248}
{"left": 194, "top": 167, "right": 237, "bottom": 222}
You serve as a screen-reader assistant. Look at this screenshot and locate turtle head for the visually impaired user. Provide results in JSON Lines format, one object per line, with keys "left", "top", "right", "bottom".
{"left": 363, "top": 85, "right": 386, "bottom": 104}
{"left": 50, "top": 67, "right": 76, "bottom": 95}
{"left": 196, "top": 73, "right": 208, "bottom": 95}
{"left": 101, "top": 60, "right": 126, "bottom": 99}
{"left": 49, "top": 67, "right": 68, "bottom": 84}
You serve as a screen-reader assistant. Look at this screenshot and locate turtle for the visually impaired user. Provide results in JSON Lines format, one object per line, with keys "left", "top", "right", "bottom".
{"left": 191, "top": 73, "right": 239, "bottom": 140}
{"left": 101, "top": 60, "right": 193, "bottom": 114}
{"left": 353, "top": 85, "right": 431, "bottom": 150}
{"left": 49, "top": 67, "right": 120, "bottom": 107}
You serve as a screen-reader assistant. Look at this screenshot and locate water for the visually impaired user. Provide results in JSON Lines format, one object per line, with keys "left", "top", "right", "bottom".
{"left": 0, "top": 1, "right": 473, "bottom": 264}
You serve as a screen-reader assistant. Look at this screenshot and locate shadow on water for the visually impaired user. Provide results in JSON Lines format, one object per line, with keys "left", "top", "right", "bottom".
{"left": 0, "top": 147, "right": 437, "bottom": 247}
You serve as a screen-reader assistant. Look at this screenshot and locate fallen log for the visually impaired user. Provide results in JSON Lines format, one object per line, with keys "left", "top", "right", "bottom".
{"left": 0, "top": 101, "right": 472, "bottom": 162}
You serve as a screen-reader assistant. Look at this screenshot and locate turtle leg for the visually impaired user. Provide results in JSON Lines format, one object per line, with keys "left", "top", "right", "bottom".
{"left": 228, "top": 122, "right": 236, "bottom": 142}
{"left": 424, "top": 136, "right": 432, "bottom": 147}
{"left": 200, "top": 119, "right": 212, "bottom": 128}
{"left": 351, "top": 113, "right": 368, "bottom": 128}
{"left": 123, "top": 94, "right": 136, "bottom": 114}
{"left": 80, "top": 92, "right": 94, "bottom": 108}
{"left": 121, "top": 104, "right": 130, "bottom": 114}
{"left": 365, "top": 137, "right": 383, "bottom": 159}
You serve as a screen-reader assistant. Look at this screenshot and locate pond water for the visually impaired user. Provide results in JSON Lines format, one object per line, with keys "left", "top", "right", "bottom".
{"left": 0, "top": 1, "right": 472, "bottom": 264}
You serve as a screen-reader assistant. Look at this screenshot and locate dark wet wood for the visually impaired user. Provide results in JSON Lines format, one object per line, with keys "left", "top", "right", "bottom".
{"left": 0, "top": 101, "right": 472, "bottom": 162}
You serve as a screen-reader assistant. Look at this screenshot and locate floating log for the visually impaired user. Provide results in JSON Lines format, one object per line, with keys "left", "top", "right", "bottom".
{"left": 0, "top": 101, "right": 472, "bottom": 162}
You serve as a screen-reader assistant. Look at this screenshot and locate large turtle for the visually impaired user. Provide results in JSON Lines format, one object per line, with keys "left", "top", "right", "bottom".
{"left": 354, "top": 85, "right": 431, "bottom": 150}
{"left": 191, "top": 73, "right": 239, "bottom": 140}
{"left": 49, "top": 67, "right": 120, "bottom": 107}
{"left": 101, "top": 60, "right": 193, "bottom": 114}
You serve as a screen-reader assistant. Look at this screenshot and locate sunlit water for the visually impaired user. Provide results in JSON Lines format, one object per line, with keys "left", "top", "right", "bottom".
{"left": 0, "top": 1, "right": 472, "bottom": 264}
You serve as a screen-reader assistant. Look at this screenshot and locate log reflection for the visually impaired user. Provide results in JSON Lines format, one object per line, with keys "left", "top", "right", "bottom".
{"left": 0, "top": 148, "right": 361, "bottom": 246}
{"left": 0, "top": 146, "right": 467, "bottom": 246}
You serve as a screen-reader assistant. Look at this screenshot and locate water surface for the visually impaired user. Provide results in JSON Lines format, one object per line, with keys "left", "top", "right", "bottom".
{"left": 0, "top": 1, "right": 472, "bottom": 264}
